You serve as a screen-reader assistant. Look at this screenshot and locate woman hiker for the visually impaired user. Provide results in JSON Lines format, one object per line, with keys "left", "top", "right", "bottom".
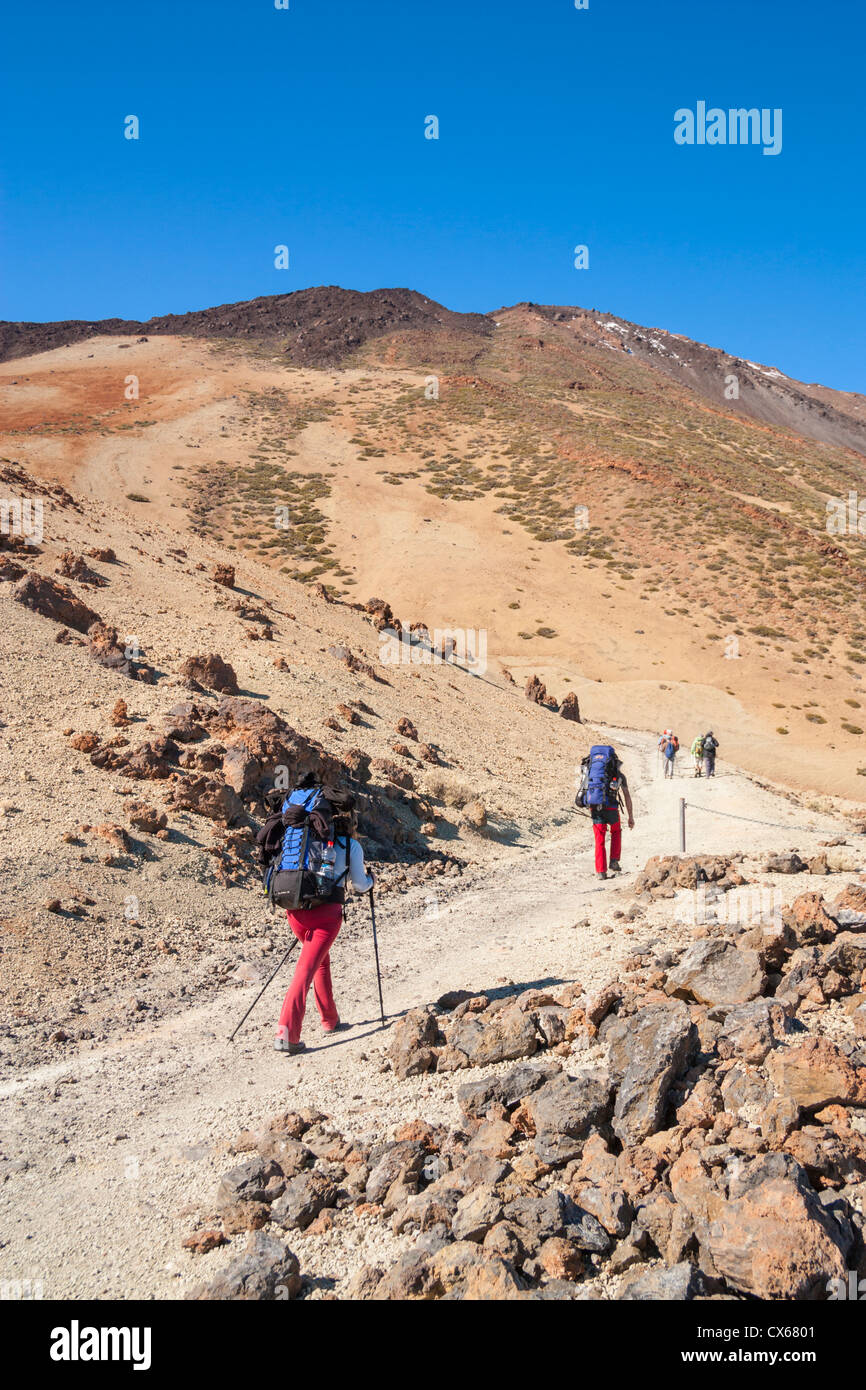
{"left": 578, "top": 744, "right": 636, "bottom": 880}
{"left": 274, "top": 787, "right": 373, "bottom": 1056}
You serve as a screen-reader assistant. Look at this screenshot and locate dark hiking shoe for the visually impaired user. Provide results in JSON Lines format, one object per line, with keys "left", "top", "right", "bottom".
{"left": 597, "top": 870, "right": 608, "bottom": 880}
{"left": 323, "top": 1021, "right": 350, "bottom": 1034}
{"left": 274, "top": 1028, "right": 306, "bottom": 1055}
{"left": 609, "top": 860, "right": 622, "bottom": 873}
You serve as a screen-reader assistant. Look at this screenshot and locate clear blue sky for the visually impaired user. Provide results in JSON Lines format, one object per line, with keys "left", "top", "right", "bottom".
{"left": 1, "top": 0, "right": 863, "bottom": 390}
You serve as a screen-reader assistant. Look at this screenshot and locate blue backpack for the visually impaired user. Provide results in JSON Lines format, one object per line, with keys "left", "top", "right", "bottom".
{"left": 576, "top": 745, "right": 621, "bottom": 809}
{"left": 265, "top": 786, "right": 348, "bottom": 911}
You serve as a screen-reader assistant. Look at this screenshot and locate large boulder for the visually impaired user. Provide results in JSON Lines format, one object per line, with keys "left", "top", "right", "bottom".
{"left": 783, "top": 893, "right": 838, "bottom": 946}
{"left": 427, "top": 1242, "right": 525, "bottom": 1300}
{"left": 126, "top": 800, "right": 168, "bottom": 834}
{"left": 451, "top": 1185, "right": 503, "bottom": 1242}
{"left": 370, "top": 757, "right": 415, "bottom": 791}
{"left": 388, "top": 1008, "right": 441, "bottom": 1079}
{"left": 86, "top": 621, "right": 142, "bottom": 678}
{"left": 607, "top": 1003, "right": 698, "bottom": 1145}
{"left": 210, "top": 697, "right": 344, "bottom": 790}
{"left": 222, "top": 746, "right": 262, "bottom": 797}
{"left": 445, "top": 1003, "right": 540, "bottom": 1069}
{"left": 269, "top": 1171, "right": 338, "bottom": 1231}
{"left": 524, "top": 675, "right": 556, "bottom": 710}
{"left": 188, "top": 1232, "right": 301, "bottom": 1300}
{"left": 635, "top": 854, "right": 744, "bottom": 900}
{"left": 558, "top": 692, "right": 581, "bottom": 722}
{"left": 180, "top": 653, "right": 239, "bottom": 694}
{"left": 216, "top": 1157, "right": 283, "bottom": 1208}
{"left": 766, "top": 1037, "right": 866, "bottom": 1112}
{"left": 13, "top": 571, "right": 101, "bottom": 632}
{"left": 166, "top": 774, "right": 244, "bottom": 825}
{"left": 716, "top": 998, "right": 796, "bottom": 1065}
{"left": 701, "top": 1153, "right": 851, "bottom": 1299}
{"left": 664, "top": 938, "right": 765, "bottom": 1007}
{"left": 828, "top": 883, "right": 866, "bottom": 929}
{"left": 365, "top": 1141, "right": 426, "bottom": 1205}
{"left": 764, "top": 852, "right": 806, "bottom": 874}
{"left": 515, "top": 1070, "right": 613, "bottom": 1164}
{"left": 56, "top": 551, "right": 107, "bottom": 586}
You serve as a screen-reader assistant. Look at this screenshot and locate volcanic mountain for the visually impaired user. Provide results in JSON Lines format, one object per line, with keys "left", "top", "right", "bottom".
{"left": 2, "top": 286, "right": 865, "bottom": 797}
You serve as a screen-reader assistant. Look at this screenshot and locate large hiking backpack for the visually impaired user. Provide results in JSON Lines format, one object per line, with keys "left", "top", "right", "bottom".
{"left": 576, "top": 745, "right": 621, "bottom": 809}
{"left": 703, "top": 734, "right": 718, "bottom": 756}
{"left": 693, "top": 736, "right": 704, "bottom": 758}
{"left": 263, "top": 786, "right": 349, "bottom": 912}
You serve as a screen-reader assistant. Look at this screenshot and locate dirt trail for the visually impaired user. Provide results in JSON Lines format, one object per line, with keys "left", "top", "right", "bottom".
{"left": 0, "top": 728, "right": 857, "bottom": 1300}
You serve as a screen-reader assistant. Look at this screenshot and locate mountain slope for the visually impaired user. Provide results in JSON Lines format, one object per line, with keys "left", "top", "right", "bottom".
{"left": 1, "top": 291, "right": 865, "bottom": 799}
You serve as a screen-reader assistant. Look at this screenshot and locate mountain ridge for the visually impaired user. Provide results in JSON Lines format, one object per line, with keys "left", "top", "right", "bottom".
{"left": 1, "top": 285, "right": 863, "bottom": 454}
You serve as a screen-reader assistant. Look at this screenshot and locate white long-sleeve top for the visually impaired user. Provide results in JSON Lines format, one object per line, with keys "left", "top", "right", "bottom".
{"left": 334, "top": 837, "right": 374, "bottom": 893}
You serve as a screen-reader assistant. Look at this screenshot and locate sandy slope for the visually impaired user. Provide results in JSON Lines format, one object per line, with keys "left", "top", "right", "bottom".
{"left": 0, "top": 726, "right": 860, "bottom": 1300}
{"left": 5, "top": 330, "right": 866, "bottom": 806}
{"left": 3, "top": 334, "right": 865, "bottom": 802}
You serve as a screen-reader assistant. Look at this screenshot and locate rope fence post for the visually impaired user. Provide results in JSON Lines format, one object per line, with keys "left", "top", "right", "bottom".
{"left": 679, "top": 797, "right": 686, "bottom": 854}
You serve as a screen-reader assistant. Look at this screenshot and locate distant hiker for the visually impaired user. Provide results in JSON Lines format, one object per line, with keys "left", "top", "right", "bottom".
{"left": 657, "top": 729, "right": 678, "bottom": 778}
{"left": 257, "top": 776, "right": 373, "bottom": 1055}
{"left": 702, "top": 731, "right": 719, "bottom": 778}
{"left": 576, "top": 744, "right": 635, "bottom": 880}
{"left": 659, "top": 730, "right": 678, "bottom": 779}
{"left": 690, "top": 733, "right": 704, "bottom": 777}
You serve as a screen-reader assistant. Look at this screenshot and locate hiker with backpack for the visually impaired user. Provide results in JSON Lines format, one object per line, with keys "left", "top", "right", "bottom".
{"left": 576, "top": 744, "right": 635, "bottom": 880}
{"left": 256, "top": 775, "right": 373, "bottom": 1055}
{"left": 690, "top": 733, "right": 705, "bottom": 777}
{"left": 702, "top": 731, "right": 719, "bottom": 778}
{"left": 658, "top": 730, "right": 678, "bottom": 779}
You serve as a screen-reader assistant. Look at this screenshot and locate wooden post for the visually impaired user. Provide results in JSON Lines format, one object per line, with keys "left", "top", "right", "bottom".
{"left": 679, "top": 798, "right": 686, "bottom": 854}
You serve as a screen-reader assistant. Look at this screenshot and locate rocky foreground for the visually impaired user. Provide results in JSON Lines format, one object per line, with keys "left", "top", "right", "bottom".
{"left": 182, "top": 870, "right": 866, "bottom": 1301}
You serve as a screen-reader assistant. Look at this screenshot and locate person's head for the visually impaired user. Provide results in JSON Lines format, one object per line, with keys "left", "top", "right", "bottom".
{"left": 328, "top": 785, "right": 357, "bottom": 835}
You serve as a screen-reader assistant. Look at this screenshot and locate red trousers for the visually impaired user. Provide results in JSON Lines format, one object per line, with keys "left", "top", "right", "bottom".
{"left": 278, "top": 902, "right": 342, "bottom": 1042}
{"left": 593, "top": 818, "right": 621, "bottom": 872}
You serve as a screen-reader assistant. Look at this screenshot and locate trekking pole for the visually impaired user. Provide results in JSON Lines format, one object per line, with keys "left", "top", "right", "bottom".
{"left": 227, "top": 937, "right": 299, "bottom": 1043}
{"left": 368, "top": 887, "right": 386, "bottom": 1027}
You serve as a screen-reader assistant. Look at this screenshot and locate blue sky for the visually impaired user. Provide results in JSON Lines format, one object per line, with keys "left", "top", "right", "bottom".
{"left": 1, "top": 0, "right": 863, "bottom": 390}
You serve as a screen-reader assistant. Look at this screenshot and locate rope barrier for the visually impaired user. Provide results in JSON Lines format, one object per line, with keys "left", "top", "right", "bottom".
{"left": 682, "top": 801, "right": 839, "bottom": 836}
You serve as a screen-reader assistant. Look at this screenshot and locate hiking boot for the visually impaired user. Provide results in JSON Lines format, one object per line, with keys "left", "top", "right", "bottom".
{"left": 323, "top": 1021, "right": 350, "bottom": 1034}
{"left": 609, "top": 860, "right": 622, "bottom": 873}
{"left": 596, "top": 870, "right": 608, "bottom": 880}
{"left": 274, "top": 1028, "right": 306, "bottom": 1055}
